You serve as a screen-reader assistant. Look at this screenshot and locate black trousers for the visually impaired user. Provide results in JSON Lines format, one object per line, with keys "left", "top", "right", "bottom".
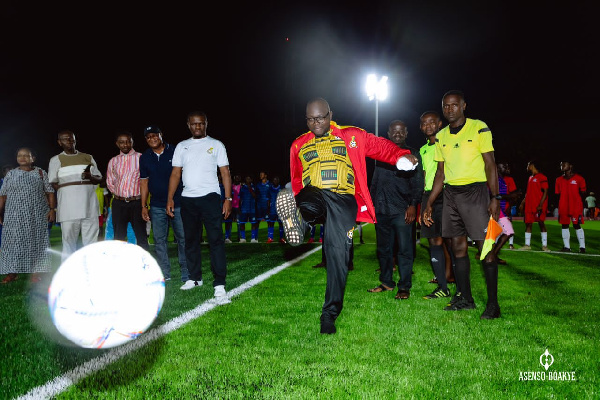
{"left": 181, "top": 193, "right": 227, "bottom": 287}
{"left": 296, "top": 186, "right": 357, "bottom": 321}
{"left": 111, "top": 199, "right": 149, "bottom": 250}
{"left": 319, "top": 225, "right": 355, "bottom": 268}
{"left": 375, "top": 212, "right": 413, "bottom": 291}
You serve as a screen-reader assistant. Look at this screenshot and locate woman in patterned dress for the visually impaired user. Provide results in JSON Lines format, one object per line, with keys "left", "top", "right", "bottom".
{"left": 0, "top": 148, "right": 56, "bottom": 283}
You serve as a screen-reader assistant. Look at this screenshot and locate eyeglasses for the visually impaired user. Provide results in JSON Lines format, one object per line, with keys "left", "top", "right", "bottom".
{"left": 305, "top": 111, "right": 330, "bottom": 124}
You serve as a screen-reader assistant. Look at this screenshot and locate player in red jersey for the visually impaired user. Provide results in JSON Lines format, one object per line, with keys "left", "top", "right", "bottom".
{"left": 519, "top": 160, "right": 550, "bottom": 251}
{"left": 555, "top": 161, "right": 586, "bottom": 253}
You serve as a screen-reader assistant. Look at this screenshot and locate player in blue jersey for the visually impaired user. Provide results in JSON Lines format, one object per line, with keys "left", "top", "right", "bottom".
{"left": 253, "top": 171, "right": 270, "bottom": 243}
{"left": 238, "top": 175, "right": 256, "bottom": 243}
{"left": 266, "top": 175, "right": 285, "bottom": 243}
{"left": 308, "top": 224, "right": 324, "bottom": 243}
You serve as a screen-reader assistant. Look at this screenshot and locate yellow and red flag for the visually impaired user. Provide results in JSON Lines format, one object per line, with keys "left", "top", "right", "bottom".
{"left": 479, "top": 216, "right": 504, "bottom": 260}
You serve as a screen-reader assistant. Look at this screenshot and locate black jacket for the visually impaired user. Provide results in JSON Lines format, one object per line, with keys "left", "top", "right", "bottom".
{"left": 370, "top": 145, "right": 424, "bottom": 215}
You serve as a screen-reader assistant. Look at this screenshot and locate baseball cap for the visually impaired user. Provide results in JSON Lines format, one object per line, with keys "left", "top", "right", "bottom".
{"left": 143, "top": 125, "right": 162, "bottom": 137}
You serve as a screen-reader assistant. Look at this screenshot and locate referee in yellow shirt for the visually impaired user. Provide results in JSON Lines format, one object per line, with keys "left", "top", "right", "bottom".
{"left": 422, "top": 90, "right": 501, "bottom": 319}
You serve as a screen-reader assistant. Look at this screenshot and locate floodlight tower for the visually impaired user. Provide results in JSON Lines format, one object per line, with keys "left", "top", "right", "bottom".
{"left": 365, "top": 74, "right": 388, "bottom": 137}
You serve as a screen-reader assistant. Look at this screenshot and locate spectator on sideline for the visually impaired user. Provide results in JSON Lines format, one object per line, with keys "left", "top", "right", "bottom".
{"left": 253, "top": 171, "right": 270, "bottom": 243}
{"left": 518, "top": 160, "right": 549, "bottom": 251}
{"left": 418, "top": 111, "right": 455, "bottom": 300}
{"left": 584, "top": 191, "right": 596, "bottom": 220}
{"left": 496, "top": 162, "right": 519, "bottom": 250}
{"left": 356, "top": 222, "right": 364, "bottom": 244}
{"left": 0, "top": 164, "right": 14, "bottom": 249}
{"left": 0, "top": 148, "right": 55, "bottom": 284}
{"left": 276, "top": 97, "right": 417, "bottom": 334}
{"left": 95, "top": 181, "right": 109, "bottom": 239}
{"left": 167, "top": 111, "right": 232, "bottom": 299}
{"left": 267, "top": 175, "right": 285, "bottom": 243}
{"left": 555, "top": 161, "right": 587, "bottom": 253}
{"left": 422, "top": 90, "right": 501, "bottom": 319}
{"left": 48, "top": 130, "right": 103, "bottom": 261}
{"left": 493, "top": 161, "right": 519, "bottom": 264}
{"left": 224, "top": 174, "right": 242, "bottom": 243}
{"left": 368, "top": 120, "right": 423, "bottom": 300}
{"left": 140, "top": 125, "right": 188, "bottom": 283}
{"left": 308, "top": 224, "right": 324, "bottom": 243}
{"left": 238, "top": 175, "right": 256, "bottom": 243}
{"left": 106, "top": 131, "right": 149, "bottom": 250}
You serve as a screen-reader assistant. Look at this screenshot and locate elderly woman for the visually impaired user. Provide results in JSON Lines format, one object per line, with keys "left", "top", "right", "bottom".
{"left": 0, "top": 148, "right": 56, "bottom": 284}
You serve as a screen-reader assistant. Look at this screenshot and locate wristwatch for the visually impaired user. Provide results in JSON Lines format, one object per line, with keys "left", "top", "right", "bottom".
{"left": 491, "top": 194, "right": 502, "bottom": 200}
{"left": 225, "top": 197, "right": 233, "bottom": 201}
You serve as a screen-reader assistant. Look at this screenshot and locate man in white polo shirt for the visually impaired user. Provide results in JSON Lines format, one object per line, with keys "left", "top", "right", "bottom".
{"left": 167, "top": 111, "right": 232, "bottom": 299}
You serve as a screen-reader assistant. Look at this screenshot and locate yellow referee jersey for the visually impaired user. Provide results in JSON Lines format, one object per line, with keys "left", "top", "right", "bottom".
{"left": 434, "top": 118, "right": 494, "bottom": 185}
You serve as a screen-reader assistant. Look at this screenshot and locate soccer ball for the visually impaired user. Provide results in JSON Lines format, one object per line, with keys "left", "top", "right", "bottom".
{"left": 48, "top": 241, "right": 165, "bottom": 349}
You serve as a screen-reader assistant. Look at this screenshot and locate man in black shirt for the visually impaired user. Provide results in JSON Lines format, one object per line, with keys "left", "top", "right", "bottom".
{"left": 368, "top": 120, "right": 424, "bottom": 299}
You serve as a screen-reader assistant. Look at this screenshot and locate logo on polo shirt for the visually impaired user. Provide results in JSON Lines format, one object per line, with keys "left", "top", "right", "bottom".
{"left": 207, "top": 147, "right": 214, "bottom": 154}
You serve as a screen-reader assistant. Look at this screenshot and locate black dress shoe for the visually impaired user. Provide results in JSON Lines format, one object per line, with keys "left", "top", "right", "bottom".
{"left": 320, "top": 315, "right": 336, "bottom": 334}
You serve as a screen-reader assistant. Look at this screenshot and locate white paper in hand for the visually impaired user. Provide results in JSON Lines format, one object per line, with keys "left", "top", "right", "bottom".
{"left": 396, "top": 156, "right": 417, "bottom": 171}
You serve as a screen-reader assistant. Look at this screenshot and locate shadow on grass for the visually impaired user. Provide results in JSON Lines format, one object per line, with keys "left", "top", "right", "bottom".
{"left": 74, "top": 337, "right": 166, "bottom": 392}
{"left": 282, "top": 243, "right": 317, "bottom": 261}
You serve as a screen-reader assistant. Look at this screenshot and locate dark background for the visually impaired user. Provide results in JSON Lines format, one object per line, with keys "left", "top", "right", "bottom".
{"left": 0, "top": 2, "right": 596, "bottom": 208}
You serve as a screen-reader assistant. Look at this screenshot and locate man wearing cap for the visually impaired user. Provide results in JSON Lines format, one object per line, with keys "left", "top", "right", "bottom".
{"left": 48, "top": 130, "right": 104, "bottom": 261}
{"left": 106, "top": 130, "right": 149, "bottom": 250}
{"left": 140, "top": 125, "right": 189, "bottom": 284}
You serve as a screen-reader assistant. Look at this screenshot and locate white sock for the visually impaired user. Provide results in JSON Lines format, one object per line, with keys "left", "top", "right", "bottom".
{"left": 509, "top": 236, "right": 514, "bottom": 245}
{"left": 541, "top": 232, "right": 548, "bottom": 247}
{"left": 562, "top": 228, "right": 570, "bottom": 248}
{"left": 576, "top": 228, "right": 585, "bottom": 248}
{"left": 525, "top": 232, "right": 532, "bottom": 246}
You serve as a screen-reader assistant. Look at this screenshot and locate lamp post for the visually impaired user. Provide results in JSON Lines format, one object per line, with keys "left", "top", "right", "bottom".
{"left": 365, "top": 74, "right": 388, "bottom": 136}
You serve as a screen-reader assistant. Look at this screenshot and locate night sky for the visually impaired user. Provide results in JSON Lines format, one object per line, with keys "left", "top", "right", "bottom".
{"left": 0, "top": 2, "right": 596, "bottom": 206}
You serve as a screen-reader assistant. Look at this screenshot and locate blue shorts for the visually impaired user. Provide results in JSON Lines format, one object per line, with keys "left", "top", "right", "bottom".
{"left": 255, "top": 206, "right": 269, "bottom": 221}
{"left": 267, "top": 212, "right": 281, "bottom": 223}
{"left": 238, "top": 212, "right": 256, "bottom": 224}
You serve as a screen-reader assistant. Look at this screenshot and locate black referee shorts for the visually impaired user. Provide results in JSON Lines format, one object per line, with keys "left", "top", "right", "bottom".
{"left": 442, "top": 182, "right": 490, "bottom": 240}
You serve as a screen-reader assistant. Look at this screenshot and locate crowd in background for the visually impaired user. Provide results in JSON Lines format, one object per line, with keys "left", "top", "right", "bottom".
{"left": 0, "top": 106, "right": 595, "bottom": 300}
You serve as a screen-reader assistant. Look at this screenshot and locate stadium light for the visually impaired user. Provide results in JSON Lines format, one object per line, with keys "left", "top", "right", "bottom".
{"left": 365, "top": 74, "right": 388, "bottom": 137}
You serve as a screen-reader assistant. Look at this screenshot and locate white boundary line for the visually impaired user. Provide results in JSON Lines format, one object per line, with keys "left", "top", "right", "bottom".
{"left": 18, "top": 246, "right": 322, "bottom": 400}
{"left": 508, "top": 249, "right": 600, "bottom": 257}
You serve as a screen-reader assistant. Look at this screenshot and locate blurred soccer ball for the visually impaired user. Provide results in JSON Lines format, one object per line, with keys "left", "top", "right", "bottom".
{"left": 48, "top": 241, "right": 165, "bottom": 349}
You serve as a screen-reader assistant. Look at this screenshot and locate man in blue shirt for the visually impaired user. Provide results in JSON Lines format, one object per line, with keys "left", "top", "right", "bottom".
{"left": 266, "top": 175, "right": 285, "bottom": 243}
{"left": 238, "top": 175, "right": 256, "bottom": 243}
{"left": 253, "top": 171, "right": 270, "bottom": 243}
{"left": 140, "top": 125, "right": 188, "bottom": 285}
